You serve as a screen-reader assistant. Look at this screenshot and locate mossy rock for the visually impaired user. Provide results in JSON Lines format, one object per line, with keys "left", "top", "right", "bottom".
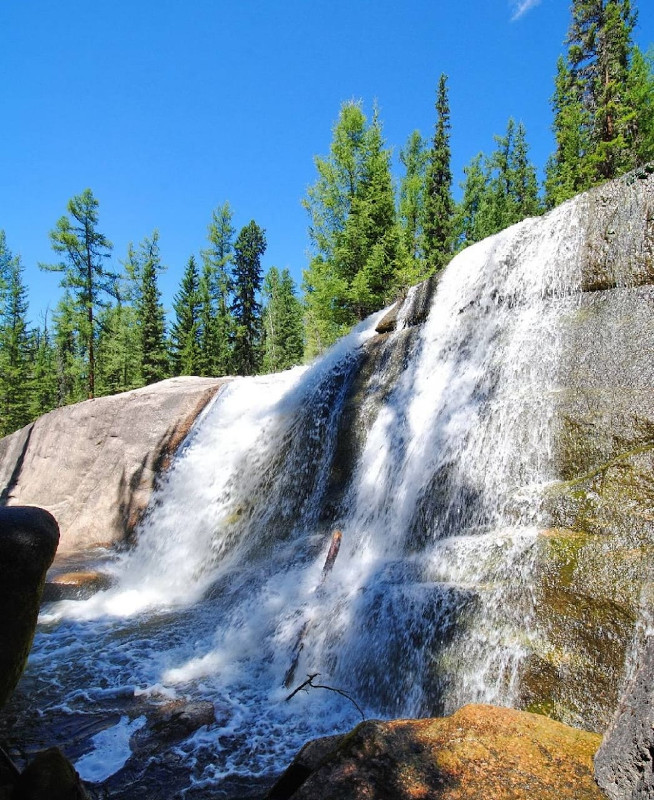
{"left": 267, "top": 704, "right": 604, "bottom": 800}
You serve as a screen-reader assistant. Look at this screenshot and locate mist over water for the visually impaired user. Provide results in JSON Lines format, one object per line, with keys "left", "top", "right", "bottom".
{"left": 28, "top": 201, "right": 586, "bottom": 792}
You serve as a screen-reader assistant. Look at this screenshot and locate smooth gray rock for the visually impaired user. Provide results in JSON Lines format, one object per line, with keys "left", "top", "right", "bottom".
{"left": 595, "top": 636, "right": 654, "bottom": 799}
{"left": 0, "top": 377, "right": 224, "bottom": 553}
{"left": 0, "top": 506, "right": 59, "bottom": 709}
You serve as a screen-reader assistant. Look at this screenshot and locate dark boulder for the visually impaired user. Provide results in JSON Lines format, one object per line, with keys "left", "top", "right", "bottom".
{"left": 11, "top": 748, "right": 88, "bottom": 800}
{"left": 0, "top": 506, "right": 59, "bottom": 709}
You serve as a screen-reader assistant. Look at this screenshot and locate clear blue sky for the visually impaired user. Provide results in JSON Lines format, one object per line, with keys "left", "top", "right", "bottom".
{"left": 1, "top": 0, "right": 653, "bottom": 325}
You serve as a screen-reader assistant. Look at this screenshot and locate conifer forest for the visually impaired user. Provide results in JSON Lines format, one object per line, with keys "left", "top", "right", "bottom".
{"left": 1, "top": 0, "right": 653, "bottom": 437}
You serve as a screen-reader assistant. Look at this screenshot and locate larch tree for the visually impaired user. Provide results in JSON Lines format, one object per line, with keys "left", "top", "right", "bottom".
{"left": 231, "top": 221, "right": 266, "bottom": 376}
{"left": 41, "top": 189, "right": 115, "bottom": 399}
{"left": 422, "top": 74, "right": 455, "bottom": 275}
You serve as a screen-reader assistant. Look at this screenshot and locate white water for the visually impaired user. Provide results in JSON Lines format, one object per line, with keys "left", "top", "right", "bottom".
{"left": 31, "top": 201, "right": 586, "bottom": 792}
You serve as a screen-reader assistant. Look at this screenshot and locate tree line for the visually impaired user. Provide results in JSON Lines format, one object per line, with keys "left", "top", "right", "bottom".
{"left": 1, "top": 0, "right": 653, "bottom": 436}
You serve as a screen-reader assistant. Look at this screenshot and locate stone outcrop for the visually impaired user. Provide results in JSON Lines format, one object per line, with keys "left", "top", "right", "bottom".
{"left": 0, "top": 506, "right": 59, "bottom": 709}
{"left": 0, "top": 377, "right": 224, "bottom": 553}
{"left": 266, "top": 704, "right": 603, "bottom": 800}
{"left": 594, "top": 636, "right": 654, "bottom": 799}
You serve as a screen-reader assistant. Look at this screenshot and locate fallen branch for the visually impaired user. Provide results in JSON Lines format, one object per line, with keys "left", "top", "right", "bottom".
{"left": 285, "top": 673, "right": 365, "bottom": 722}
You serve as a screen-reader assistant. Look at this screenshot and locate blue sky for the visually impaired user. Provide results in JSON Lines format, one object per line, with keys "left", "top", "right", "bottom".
{"left": 1, "top": 0, "right": 653, "bottom": 325}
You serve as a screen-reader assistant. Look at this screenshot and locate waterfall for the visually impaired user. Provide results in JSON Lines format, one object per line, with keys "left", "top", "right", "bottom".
{"left": 29, "top": 199, "right": 588, "bottom": 790}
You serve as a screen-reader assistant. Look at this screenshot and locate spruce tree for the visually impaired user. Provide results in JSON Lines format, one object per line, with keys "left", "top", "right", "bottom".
{"left": 423, "top": 74, "right": 455, "bottom": 275}
{"left": 28, "top": 318, "right": 58, "bottom": 419}
{"left": 41, "top": 189, "right": 115, "bottom": 399}
{"left": 137, "top": 232, "right": 168, "bottom": 384}
{"left": 171, "top": 255, "right": 202, "bottom": 376}
{"left": 0, "top": 232, "right": 32, "bottom": 434}
{"left": 53, "top": 292, "right": 86, "bottom": 406}
{"left": 231, "top": 221, "right": 266, "bottom": 376}
{"left": 200, "top": 203, "right": 234, "bottom": 376}
{"left": 399, "top": 130, "right": 429, "bottom": 280}
{"left": 261, "top": 267, "right": 305, "bottom": 373}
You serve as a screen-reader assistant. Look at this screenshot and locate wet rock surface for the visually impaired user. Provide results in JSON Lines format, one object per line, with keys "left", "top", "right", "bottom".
{"left": 266, "top": 704, "right": 604, "bottom": 800}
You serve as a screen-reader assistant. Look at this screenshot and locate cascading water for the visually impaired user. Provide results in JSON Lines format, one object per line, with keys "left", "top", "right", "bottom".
{"left": 9, "top": 199, "right": 588, "bottom": 797}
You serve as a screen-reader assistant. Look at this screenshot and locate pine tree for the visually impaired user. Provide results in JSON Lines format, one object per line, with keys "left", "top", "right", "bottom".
{"left": 231, "top": 221, "right": 266, "bottom": 376}
{"left": 626, "top": 45, "right": 654, "bottom": 167}
{"left": 96, "top": 297, "right": 140, "bottom": 395}
{"left": 199, "top": 203, "right": 234, "bottom": 376}
{"left": 423, "top": 74, "right": 455, "bottom": 275}
{"left": 171, "top": 255, "right": 202, "bottom": 376}
{"left": 41, "top": 189, "right": 115, "bottom": 399}
{"left": 0, "top": 232, "right": 32, "bottom": 434}
{"left": 261, "top": 267, "right": 305, "bottom": 373}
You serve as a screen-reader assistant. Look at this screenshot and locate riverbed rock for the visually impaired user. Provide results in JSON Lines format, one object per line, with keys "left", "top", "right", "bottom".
{"left": 0, "top": 506, "right": 59, "bottom": 709}
{"left": 266, "top": 704, "right": 603, "bottom": 800}
{"left": 12, "top": 747, "right": 89, "bottom": 800}
{"left": 0, "top": 377, "right": 224, "bottom": 553}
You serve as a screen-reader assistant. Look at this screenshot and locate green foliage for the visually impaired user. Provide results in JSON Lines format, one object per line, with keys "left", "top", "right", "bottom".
{"left": 231, "top": 221, "right": 266, "bottom": 376}
{"left": 455, "top": 120, "right": 542, "bottom": 249}
{"left": 52, "top": 291, "right": 87, "bottom": 406}
{"left": 0, "top": 232, "right": 32, "bottom": 434}
{"left": 398, "top": 130, "right": 430, "bottom": 283}
{"left": 28, "top": 319, "right": 57, "bottom": 419}
{"left": 136, "top": 232, "right": 168, "bottom": 384}
{"left": 41, "top": 188, "right": 115, "bottom": 399}
{"left": 171, "top": 255, "right": 202, "bottom": 375}
{"left": 423, "top": 74, "right": 455, "bottom": 275}
{"left": 199, "top": 203, "right": 235, "bottom": 376}
{"left": 303, "top": 101, "right": 403, "bottom": 356}
{"left": 261, "top": 267, "right": 305, "bottom": 373}
{"left": 546, "top": 0, "right": 652, "bottom": 204}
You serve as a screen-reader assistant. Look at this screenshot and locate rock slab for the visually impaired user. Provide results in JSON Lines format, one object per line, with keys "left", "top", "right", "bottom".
{"left": 0, "top": 506, "right": 59, "bottom": 709}
{"left": 0, "top": 377, "right": 223, "bottom": 553}
{"left": 595, "top": 636, "right": 654, "bottom": 800}
{"left": 266, "top": 704, "right": 604, "bottom": 800}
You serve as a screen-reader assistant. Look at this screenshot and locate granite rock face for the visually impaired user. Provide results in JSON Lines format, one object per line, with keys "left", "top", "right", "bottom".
{"left": 0, "top": 506, "right": 59, "bottom": 709}
{"left": 266, "top": 704, "right": 603, "bottom": 800}
{"left": 595, "top": 636, "right": 654, "bottom": 799}
{"left": 0, "top": 377, "right": 223, "bottom": 553}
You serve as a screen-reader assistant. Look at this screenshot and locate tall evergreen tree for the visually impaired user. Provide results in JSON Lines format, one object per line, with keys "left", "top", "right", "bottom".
{"left": 547, "top": 0, "right": 645, "bottom": 204}
{"left": 137, "top": 232, "right": 168, "bottom": 384}
{"left": 261, "top": 267, "right": 305, "bottom": 373}
{"left": 52, "top": 292, "right": 86, "bottom": 406}
{"left": 399, "top": 130, "right": 429, "bottom": 280}
{"left": 41, "top": 189, "right": 115, "bottom": 399}
{"left": 303, "top": 101, "right": 403, "bottom": 356}
{"left": 423, "top": 74, "right": 455, "bottom": 275}
{"left": 171, "top": 255, "right": 202, "bottom": 375}
{"left": 28, "top": 317, "right": 58, "bottom": 420}
{"left": 199, "top": 203, "right": 234, "bottom": 376}
{"left": 231, "top": 221, "right": 266, "bottom": 376}
{"left": 0, "top": 232, "right": 31, "bottom": 434}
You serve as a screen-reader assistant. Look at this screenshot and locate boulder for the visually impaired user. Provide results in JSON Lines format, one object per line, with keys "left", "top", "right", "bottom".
{"left": 0, "top": 506, "right": 59, "bottom": 709}
{"left": 0, "top": 376, "right": 224, "bottom": 553}
{"left": 595, "top": 636, "right": 654, "bottom": 800}
{"left": 41, "top": 571, "right": 114, "bottom": 602}
{"left": 266, "top": 704, "right": 603, "bottom": 800}
{"left": 11, "top": 748, "right": 89, "bottom": 800}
